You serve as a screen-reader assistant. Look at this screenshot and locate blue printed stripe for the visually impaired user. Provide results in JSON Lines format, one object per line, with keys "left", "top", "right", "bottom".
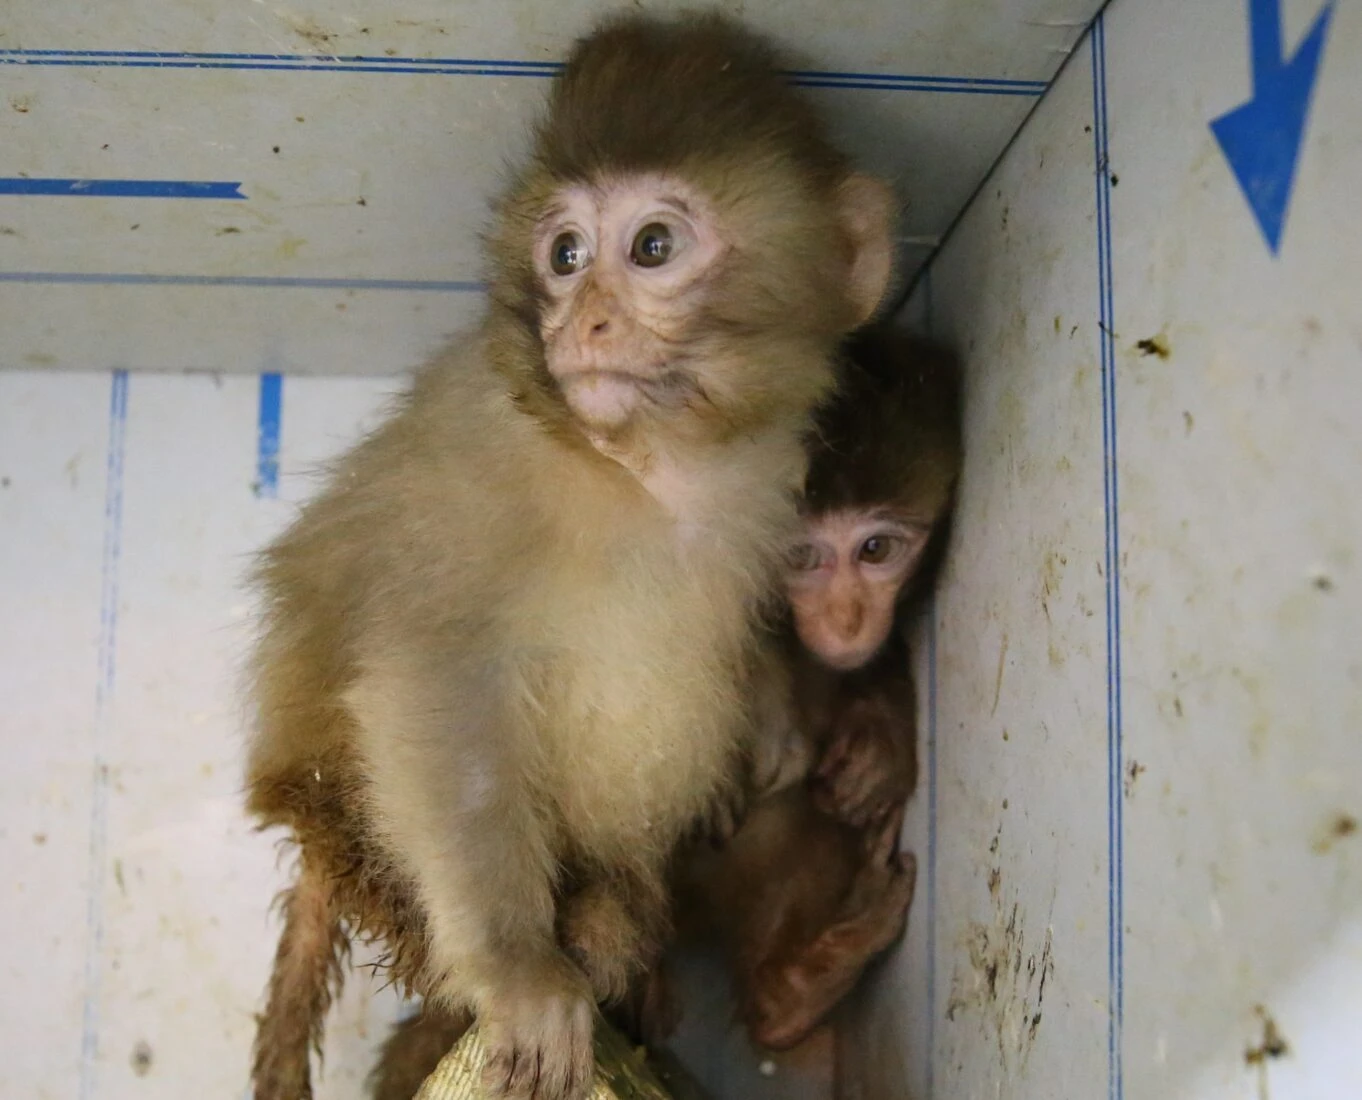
{"left": 256, "top": 373, "right": 282, "bottom": 498}
{"left": 80, "top": 368, "right": 129, "bottom": 1100}
{"left": 0, "top": 178, "right": 244, "bottom": 198}
{"left": 0, "top": 48, "right": 1046, "bottom": 94}
{"left": 0, "top": 272, "right": 483, "bottom": 292}
{"left": 1090, "top": 16, "right": 1125, "bottom": 1100}
{"left": 926, "top": 592, "right": 940, "bottom": 1098}
{"left": 921, "top": 265, "right": 940, "bottom": 1100}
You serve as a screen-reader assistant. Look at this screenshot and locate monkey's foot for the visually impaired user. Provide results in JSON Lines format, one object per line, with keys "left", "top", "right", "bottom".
{"left": 745, "top": 811, "right": 916, "bottom": 1051}
{"left": 689, "top": 777, "right": 749, "bottom": 849}
{"left": 813, "top": 700, "right": 913, "bottom": 827}
{"left": 479, "top": 962, "right": 594, "bottom": 1100}
{"left": 559, "top": 884, "right": 648, "bottom": 1004}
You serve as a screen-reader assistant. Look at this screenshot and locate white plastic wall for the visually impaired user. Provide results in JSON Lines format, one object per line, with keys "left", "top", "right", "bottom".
{"left": 1, "top": 3, "right": 1101, "bottom": 1096}
{"left": 0, "top": 370, "right": 411, "bottom": 1098}
{"left": 847, "top": 1, "right": 1362, "bottom": 1098}
{"left": 1, "top": 0, "right": 1096, "bottom": 378}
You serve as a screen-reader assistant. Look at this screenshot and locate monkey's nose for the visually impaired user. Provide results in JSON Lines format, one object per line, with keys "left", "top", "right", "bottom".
{"left": 591, "top": 318, "right": 610, "bottom": 335}
{"left": 831, "top": 598, "right": 866, "bottom": 640}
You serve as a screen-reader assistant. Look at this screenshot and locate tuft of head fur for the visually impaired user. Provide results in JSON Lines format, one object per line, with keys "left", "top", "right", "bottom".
{"left": 537, "top": 12, "right": 846, "bottom": 190}
{"left": 803, "top": 326, "right": 962, "bottom": 522}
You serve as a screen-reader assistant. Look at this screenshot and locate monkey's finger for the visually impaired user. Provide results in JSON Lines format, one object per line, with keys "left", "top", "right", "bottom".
{"left": 897, "top": 851, "right": 919, "bottom": 882}
{"left": 815, "top": 732, "right": 854, "bottom": 778}
{"left": 832, "top": 757, "right": 878, "bottom": 823}
{"left": 868, "top": 805, "right": 907, "bottom": 864}
{"left": 533, "top": 1049, "right": 550, "bottom": 1100}
{"left": 508, "top": 1047, "right": 538, "bottom": 1098}
{"left": 483, "top": 1042, "right": 517, "bottom": 1095}
{"left": 503, "top": 1047, "right": 538, "bottom": 1098}
{"left": 809, "top": 778, "right": 842, "bottom": 818}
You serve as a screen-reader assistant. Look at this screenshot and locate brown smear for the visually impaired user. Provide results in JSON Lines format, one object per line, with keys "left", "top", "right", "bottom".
{"left": 946, "top": 863, "right": 1055, "bottom": 1076}
{"left": 1245, "top": 1005, "right": 1289, "bottom": 1100}
{"left": 1311, "top": 812, "right": 1357, "bottom": 854}
{"left": 286, "top": 17, "right": 335, "bottom": 50}
{"left": 131, "top": 1040, "right": 154, "bottom": 1076}
{"left": 1136, "top": 333, "right": 1171, "bottom": 359}
{"left": 992, "top": 632, "right": 1009, "bottom": 716}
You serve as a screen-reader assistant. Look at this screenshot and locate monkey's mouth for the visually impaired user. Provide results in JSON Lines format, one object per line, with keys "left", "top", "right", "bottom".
{"left": 556, "top": 364, "right": 693, "bottom": 424}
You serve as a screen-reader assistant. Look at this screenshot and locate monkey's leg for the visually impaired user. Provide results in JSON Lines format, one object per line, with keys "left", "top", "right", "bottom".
{"left": 560, "top": 860, "right": 675, "bottom": 1009}
{"left": 252, "top": 852, "right": 348, "bottom": 1100}
{"left": 369, "top": 1005, "right": 473, "bottom": 1100}
{"left": 347, "top": 659, "right": 594, "bottom": 1100}
{"left": 742, "top": 813, "right": 916, "bottom": 1052}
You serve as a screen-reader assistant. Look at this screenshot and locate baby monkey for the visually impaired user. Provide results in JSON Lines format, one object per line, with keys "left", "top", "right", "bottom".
{"left": 659, "top": 324, "right": 962, "bottom": 1052}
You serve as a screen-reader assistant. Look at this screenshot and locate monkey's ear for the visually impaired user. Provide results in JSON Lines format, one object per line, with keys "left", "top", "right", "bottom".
{"left": 836, "top": 174, "right": 897, "bottom": 325}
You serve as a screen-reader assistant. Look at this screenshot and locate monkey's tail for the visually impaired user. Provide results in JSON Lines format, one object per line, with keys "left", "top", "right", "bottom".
{"left": 251, "top": 852, "right": 349, "bottom": 1100}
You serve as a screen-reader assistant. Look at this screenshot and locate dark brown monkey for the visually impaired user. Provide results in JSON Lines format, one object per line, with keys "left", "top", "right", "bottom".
{"left": 244, "top": 13, "right": 895, "bottom": 1100}
{"left": 788, "top": 324, "right": 960, "bottom": 826}
{"left": 642, "top": 327, "right": 962, "bottom": 1053}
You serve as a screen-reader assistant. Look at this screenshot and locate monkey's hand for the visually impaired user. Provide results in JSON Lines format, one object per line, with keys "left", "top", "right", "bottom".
{"left": 812, "top": 696, "right": 914, "bottom": 828}
{"left": 689, "top": 771, "right": 749, "bottom": 849}
{"left": 478, "top": 954, "right": 595, "bottom": 1100}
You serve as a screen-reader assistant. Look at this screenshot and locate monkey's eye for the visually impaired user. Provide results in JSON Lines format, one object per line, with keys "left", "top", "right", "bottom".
{"left": 787, "top": 543, "right": 822, "bottom": 571}
{"left": 858, "top": 535, "right": 901, "bottom": 565}
{"left": 630, "top": 223, "right": 674, "bottom": 268}
{"left": 550, "top": 232, "right": 589, "bottom": 276}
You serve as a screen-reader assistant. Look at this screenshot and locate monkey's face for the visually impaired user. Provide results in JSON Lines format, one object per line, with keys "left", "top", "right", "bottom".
{"left": 533, "top": 175, "right": 726, "bottom": 433}
{"left": 785, "top": 510, "right": 929, "bottom": 671}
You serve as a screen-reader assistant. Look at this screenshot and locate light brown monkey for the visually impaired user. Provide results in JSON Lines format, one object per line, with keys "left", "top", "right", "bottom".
{"left": 639, "top": 327, "right": 962, "bottom": 1053}
{"left": 244, "top": 13, "right": 895, "bottom": 1100}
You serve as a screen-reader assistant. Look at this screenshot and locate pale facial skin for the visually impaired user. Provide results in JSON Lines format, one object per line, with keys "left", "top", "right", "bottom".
{"left": 785, "top": 510, "right": 930, "bottom": 671}
{"left": 536, "top": 176, "right": 725, "bottom": 433}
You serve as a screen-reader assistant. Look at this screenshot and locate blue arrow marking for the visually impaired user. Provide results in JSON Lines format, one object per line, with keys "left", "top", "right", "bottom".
{"left": 1210, "top": 0, "right": 1333, "bottom": 254}
{"left": 0, "top": 178, "right": 245, "bottom": 198}
{"left": 256, "top": 372, "right": 283, "bottom": 498}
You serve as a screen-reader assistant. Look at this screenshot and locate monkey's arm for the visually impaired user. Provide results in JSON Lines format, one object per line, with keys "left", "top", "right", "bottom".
{"left": 345, "top": 642, "right": 594, "bottom": 1099}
